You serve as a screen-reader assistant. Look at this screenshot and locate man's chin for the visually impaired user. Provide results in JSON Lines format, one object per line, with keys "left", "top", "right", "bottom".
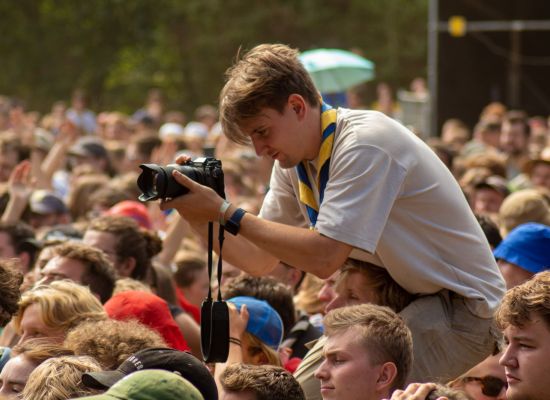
{"left": 277, "top": 159, "right": 299, "bottom": 169}
{"left": 507, "top": 385, "right": 529, "bottom": 400}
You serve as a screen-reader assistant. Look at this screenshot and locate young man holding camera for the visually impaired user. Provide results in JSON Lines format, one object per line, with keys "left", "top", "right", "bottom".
{"left": 161, "top": 43, "right": 505, "bottom": 382}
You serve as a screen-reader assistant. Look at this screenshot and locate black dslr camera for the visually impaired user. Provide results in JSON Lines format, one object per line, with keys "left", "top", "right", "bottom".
{"left": 137, "top": 157, "right": 225, "bottom": 202}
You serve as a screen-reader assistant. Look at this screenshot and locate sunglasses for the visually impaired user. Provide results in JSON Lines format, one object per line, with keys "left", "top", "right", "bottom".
{"left": 462, "top": 375, "right": 508, "bottom": 397}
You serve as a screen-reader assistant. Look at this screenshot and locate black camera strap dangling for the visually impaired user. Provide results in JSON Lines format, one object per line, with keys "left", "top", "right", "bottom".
{"left": 200, "top": 222, "right": 229, "bottom": 363}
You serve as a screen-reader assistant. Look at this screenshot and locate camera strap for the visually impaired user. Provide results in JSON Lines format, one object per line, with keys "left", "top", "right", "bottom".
{"left": 200, "top": 222, "right": 229, "bottom": 363}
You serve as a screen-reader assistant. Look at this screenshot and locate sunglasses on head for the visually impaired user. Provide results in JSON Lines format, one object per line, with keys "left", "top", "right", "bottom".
{"left": 462, "top": 375, "right": 508, "bottom": 397}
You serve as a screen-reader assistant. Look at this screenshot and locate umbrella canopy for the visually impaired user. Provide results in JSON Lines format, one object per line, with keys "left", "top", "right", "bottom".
{"left": 299, "top": 48, "right": 375, "bottom": 93}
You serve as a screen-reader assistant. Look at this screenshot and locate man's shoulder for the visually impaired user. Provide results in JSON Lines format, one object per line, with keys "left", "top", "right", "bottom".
{"left": 335, "top": 108, "right": 409, "bottom": 138}
{"left": 336, "top": 107, "right": 389, "bottom": 123}
{"left": 333, "top": 108, "right": 420, "bottom": 160}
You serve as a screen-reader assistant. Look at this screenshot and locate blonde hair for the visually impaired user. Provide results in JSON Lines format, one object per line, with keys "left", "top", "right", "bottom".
{"left": 293, "top": 273, "right": 325, "bottom": 315}
{"left": 21, "top": 355, "right": 102, "bottom": 400}
{"left": 324, "top": 304, "right": 413, "bottom": 391}
{"left": 498, "top": 189, "right": 550, "bottom": 237}
{"left": 12, "top": 338, "right": 74, "bottom": 365}
{"left": 220, "top": 44, "right": 320, "bottom": 145}
{"left": 244, "top": 332, "right": 281, "bottom": 367}
{"left": 14, "top": 280, "right": 107, "bottom": 335}
{"left": 113, "top": 278, "right": 153, "bottom": 295}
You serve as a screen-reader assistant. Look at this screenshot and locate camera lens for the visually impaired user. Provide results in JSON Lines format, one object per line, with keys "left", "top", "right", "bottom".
{"left": 137, "top": 164, "right": 164, "bottom": 201}
{"left": 152, "top": 173, "right": 159, "bottom": 193}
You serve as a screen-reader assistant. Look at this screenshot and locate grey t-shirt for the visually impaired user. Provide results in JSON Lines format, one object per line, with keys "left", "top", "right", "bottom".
{"left": 260, "top": 109, "right": 505, "bottom": 318}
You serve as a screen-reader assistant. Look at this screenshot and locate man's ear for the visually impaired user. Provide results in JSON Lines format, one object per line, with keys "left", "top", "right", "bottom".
{"left": 18, "top": 251, "right": 31, "bottom": 274}
{"left": 251, "top": 350, "right": 269, "bottom": 366}
{"left": 376, "top": 362, "right": 398, "bottom": 392}
{"left": 118, "top": 257, "right": 136, "bottom": 277}
{"left": 287, "top": 94, "right": 306, "bottom": 117}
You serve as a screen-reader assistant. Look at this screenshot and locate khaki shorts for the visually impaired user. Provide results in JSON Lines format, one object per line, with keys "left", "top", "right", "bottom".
{"left": 400, "top": 291, "right": 496, "bottom": 383}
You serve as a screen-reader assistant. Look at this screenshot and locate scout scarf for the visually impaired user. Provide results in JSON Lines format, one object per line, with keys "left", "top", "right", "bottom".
{"left": 296, "top": 102, "right": 336, "bottom": 228}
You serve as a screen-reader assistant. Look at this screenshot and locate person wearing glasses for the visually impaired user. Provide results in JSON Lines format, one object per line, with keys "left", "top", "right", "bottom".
{"left": 448, "top": 354, "right": 507, "bottom": 400}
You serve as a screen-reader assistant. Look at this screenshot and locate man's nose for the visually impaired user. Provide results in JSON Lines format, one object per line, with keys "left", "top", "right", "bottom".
{"left": 314, "top": 359, "right": 329, "bottom": 380}
{"left": 318, "top": 284, "right": 333, "bottom": 303}
{"left": 499, "top": 345, "right": 517, "bottom": 368}
{"left": 252, "top": 138, "right": 267, "bottom": 157}
{"left": 324, "top": 295, "right": 343, "bottom": 314}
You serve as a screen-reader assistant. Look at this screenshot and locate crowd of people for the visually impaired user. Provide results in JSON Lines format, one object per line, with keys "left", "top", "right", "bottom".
{"left": 0, "top": 42, "right": 548, "bottom": 400}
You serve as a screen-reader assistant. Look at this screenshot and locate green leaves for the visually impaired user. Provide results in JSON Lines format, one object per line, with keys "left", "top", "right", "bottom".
{"left": 0, "top": 0, "right": 427, "bottom": 114}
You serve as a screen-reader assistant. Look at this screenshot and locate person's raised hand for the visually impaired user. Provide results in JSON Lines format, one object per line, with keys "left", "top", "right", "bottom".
{"left": 385, "top": 383, "right": 447, "bottom": 400}
{"left": 7, "top": 160, "right": 33, "bottom": 200}
{"left": 228, "top": 303, "right": 249, "bottom": 340}
{"left": 58, "top": 119, "right": 79, "bottom": 146}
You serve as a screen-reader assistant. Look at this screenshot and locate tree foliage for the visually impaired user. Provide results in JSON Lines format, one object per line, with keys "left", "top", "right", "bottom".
{"left": 0, "top": 0, "right": 427, "bottom": 114}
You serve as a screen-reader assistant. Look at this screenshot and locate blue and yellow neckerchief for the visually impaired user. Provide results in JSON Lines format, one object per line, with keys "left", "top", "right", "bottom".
{"left": 296, "top": 102, "right": 336, "bottom": 228}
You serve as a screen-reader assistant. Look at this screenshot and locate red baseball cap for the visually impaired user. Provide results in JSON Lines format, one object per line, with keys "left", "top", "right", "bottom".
{"left": 105, "top": 291, "right": 189, "bottom": 352}
{"left": 106, "top": 201, "right": 152, "bottom": 229}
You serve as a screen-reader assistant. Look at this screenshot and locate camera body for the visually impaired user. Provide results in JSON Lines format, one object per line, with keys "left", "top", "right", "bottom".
{"left": 137, "top": 157, "right": 225, "bottom": 201}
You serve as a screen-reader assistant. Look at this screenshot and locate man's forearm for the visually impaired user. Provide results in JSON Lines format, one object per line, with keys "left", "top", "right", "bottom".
{"left": 238, "top": 211, "right": 352, "bottom": 278}
{"left": 211, "top": 202, "right": 352, "bottom": 278}
{"left": 188, "top": 207, "right": 351, "bottom": 279}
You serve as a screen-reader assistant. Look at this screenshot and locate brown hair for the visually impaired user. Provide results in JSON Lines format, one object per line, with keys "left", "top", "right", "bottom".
{"left": 49, "top": 241, "right": 117, "bottom": 303}
{"left": 221, "top": 363, "right": 304, "bottom": 400}
{"left": 223, "top": 275, "right": 295, "bottom": 336}
{"left": 67, "top": 174, "right": 110, "bottom": 221}
{"left": 0, "top": 222, "right": 39, "bottom": 270}
{"left": 64, "top": 319, "right": 167, "bottom": 369}
{"left": 87, "top": 186, "right": 130, "bottom": 211}
{"left": 324, "top": 304, "right": 413, "bottom": 391}
{"left": 0, "top": 259, "right": 23, "bottom": 326}
{"left": 130, "top": 133, "right": 162, "bottom": 161}
{"left": 220, "top": 44, "right": 320, "bottom": 145}
{"left": 338, "top": 260, "right": 414, "bottom": 313}
{"left": 495, "top": 270, "right": 550, "bottom": 330}
{"left": 86, "top": 215, "right": 162, "bottom": 280}
{"left": 460, "top": 152, "right": 507, "bottom": 179}
{"left": 174, "top": 253, "right": 206, "bottom": 287}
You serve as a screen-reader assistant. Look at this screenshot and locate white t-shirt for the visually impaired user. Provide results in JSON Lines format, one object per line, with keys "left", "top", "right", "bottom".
{"left": 260, "top": 109, "right": 505, "bottom": 318}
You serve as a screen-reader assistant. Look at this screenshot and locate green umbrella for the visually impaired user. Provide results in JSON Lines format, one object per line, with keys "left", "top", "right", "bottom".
{"left": 299, "top": 48, "right": 375, "bottom": 93}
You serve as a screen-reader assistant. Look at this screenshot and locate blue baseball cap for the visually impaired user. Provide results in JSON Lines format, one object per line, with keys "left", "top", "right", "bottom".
{"left": 227, "top": 296, "right": 283, "bottom": 349}
{"left": 494, "top": 222, "right": 550, "bottom": 273}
